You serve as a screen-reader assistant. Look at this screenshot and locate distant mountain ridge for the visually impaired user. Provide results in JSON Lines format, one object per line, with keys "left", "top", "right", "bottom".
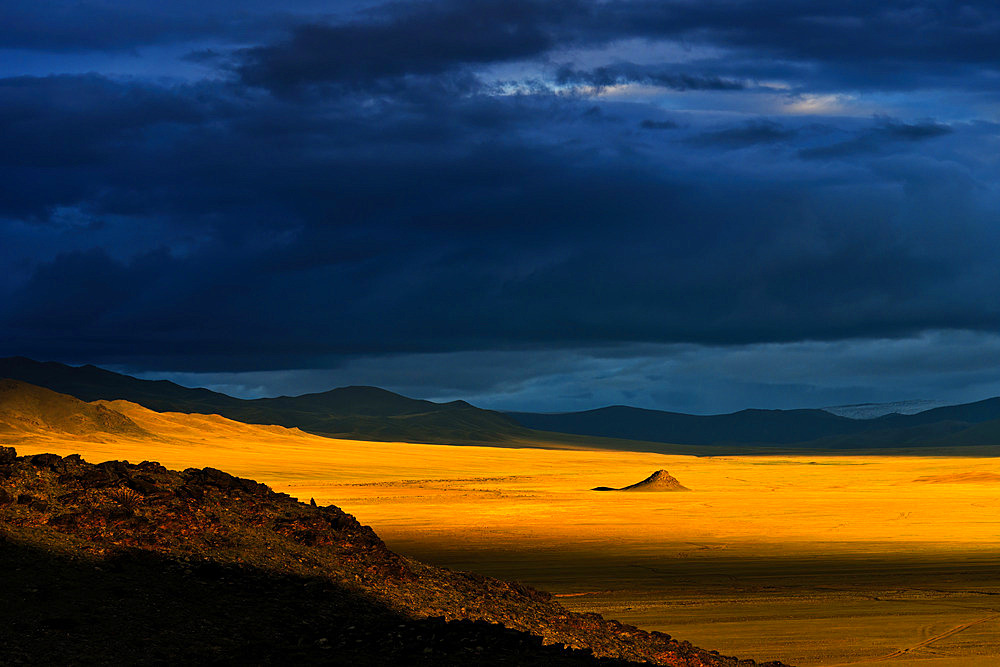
{"left": 507, "top": 398, "right": 1000, "bottom": 448}
{"left": 508, "top": 405, "right": 869, "bottom": 446}
{"left": 0, "top": 357, "right": 528, "bottom": 446}
{"left": 821, "top": 399, "right": 951, "bottom": 419}
{"left": 3, "top": 356, "right": 1000, "bottom": 450}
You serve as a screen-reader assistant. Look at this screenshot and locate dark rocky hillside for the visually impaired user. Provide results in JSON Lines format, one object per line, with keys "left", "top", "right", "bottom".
{"left": 0, "top": 447, "right": 788, "bottom": 666}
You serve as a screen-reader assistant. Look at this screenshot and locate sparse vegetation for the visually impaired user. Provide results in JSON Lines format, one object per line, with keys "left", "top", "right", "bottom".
{"left": 107, "top": 486, "right": 143, "bottom": 513}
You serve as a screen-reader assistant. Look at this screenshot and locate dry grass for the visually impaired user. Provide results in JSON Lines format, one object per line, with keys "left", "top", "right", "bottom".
{"left": 5, "top": 399, "right": 1000, "bottom": 666}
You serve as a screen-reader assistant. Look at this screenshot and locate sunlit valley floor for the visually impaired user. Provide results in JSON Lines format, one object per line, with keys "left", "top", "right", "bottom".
{"left": 6, "top": 399, "right": 1000, "bottom": 666}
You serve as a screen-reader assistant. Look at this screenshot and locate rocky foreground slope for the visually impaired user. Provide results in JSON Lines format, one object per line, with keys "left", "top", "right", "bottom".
{"left": 0, "top": 447, "right": 788, "bottom": 666}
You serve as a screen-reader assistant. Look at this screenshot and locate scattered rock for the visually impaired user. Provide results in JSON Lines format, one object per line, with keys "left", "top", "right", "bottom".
{"left": 30, "top": 453, "right": 64, "bottom": 472}
{"left": 0, "top": 452, "right": 779, "bottom": 667}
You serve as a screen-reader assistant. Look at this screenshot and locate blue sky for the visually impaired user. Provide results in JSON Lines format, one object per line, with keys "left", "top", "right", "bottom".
{"left": 3, "top": 1, "right": 1000, "bottom": 413}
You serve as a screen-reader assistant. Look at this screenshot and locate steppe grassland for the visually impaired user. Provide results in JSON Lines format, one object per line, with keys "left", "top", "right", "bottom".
{"left": 7, "top": 400, "right": 1000, "bottom": 666}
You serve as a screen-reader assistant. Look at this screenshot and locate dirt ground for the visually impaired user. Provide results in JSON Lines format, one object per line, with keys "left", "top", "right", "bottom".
{"left": 7, "top": 400, "right": 1000, "bottom": 666}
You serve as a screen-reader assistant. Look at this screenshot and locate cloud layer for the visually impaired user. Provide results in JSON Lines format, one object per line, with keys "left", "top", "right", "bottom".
{"left": 2, "top": 0, "right": 1000, "bottom": 410}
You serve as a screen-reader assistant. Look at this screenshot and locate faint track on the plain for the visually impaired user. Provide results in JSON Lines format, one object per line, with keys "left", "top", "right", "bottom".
{"left": 828, "top": 611, "right": 1000, "bottom": 665}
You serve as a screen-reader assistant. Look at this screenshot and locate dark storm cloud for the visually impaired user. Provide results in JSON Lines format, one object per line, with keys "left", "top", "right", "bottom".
{"left": 586, "top": 1, "right": 1000, "bottom": 89}
{"left": 8, "top": 1, "right": 998, "bottom": 95}
{"left": 0, "top": 75, "right": 215, "bottom": 219}
{"left": 231, "top": 0, "right": 1000, "bottom": 94}
{"left": 0, "top": 0, "right": 286, "bottom": 52}
{"left": 639, "top": 119, "right": 679, "bottom": 130}
{"left": 553, "top": 64, "right": 745, "bottom": 92}
{"left": 878, "top": 119, "right": 954, "bottom": 141}
{"left": 3, "top": 73, "right": 998, "bottom": 373}
{"left": 182, "top": 49, "right": 225, "bottom": 64}
{"left": 687, "top": 120, "right": 797, "bottom": 148}
{"left": 237, "top": 0, "right": 579, "bottom": 90}
{"left": 4, "top": 0, "right": 1000, "bottom": 405}
{"left": 799, "top": 119, "right": 954, "bottom": 159}
{"left": 8, "top": 248, "right": 169, "bottom": 330}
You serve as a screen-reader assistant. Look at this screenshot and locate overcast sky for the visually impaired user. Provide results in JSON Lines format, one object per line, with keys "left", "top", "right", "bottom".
{"left": 3, "top": 1, "right": 1000, "bottom": 413}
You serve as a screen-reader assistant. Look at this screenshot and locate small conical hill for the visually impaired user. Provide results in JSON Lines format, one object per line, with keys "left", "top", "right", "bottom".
{"left": 593, "top": 469, "right": 690, "bottom": 492}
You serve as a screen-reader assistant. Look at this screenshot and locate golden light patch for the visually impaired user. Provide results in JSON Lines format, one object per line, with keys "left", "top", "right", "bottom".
{"left": 6, "top": 400, "right": 1000, "bottom": 666}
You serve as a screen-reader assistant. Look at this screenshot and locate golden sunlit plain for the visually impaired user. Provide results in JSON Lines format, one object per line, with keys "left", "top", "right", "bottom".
{"left": 6, "top": 399, "right": 1000, "bottom": 666}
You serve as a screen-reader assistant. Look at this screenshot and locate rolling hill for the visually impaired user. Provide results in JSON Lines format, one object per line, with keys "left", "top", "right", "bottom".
{"left": 0, "top": 379, "right": 147, "bottom": 438}
{"left": 0, "top": 357, "right": 529, "bottom": 446}
{"left": 3, "top": 356, "right": 1000, "bottom": 450}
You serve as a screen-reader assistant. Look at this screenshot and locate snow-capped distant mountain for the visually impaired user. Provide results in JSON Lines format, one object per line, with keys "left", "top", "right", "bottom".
{"left": 822, "top": 400, "right": 952, "bottom": 420}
